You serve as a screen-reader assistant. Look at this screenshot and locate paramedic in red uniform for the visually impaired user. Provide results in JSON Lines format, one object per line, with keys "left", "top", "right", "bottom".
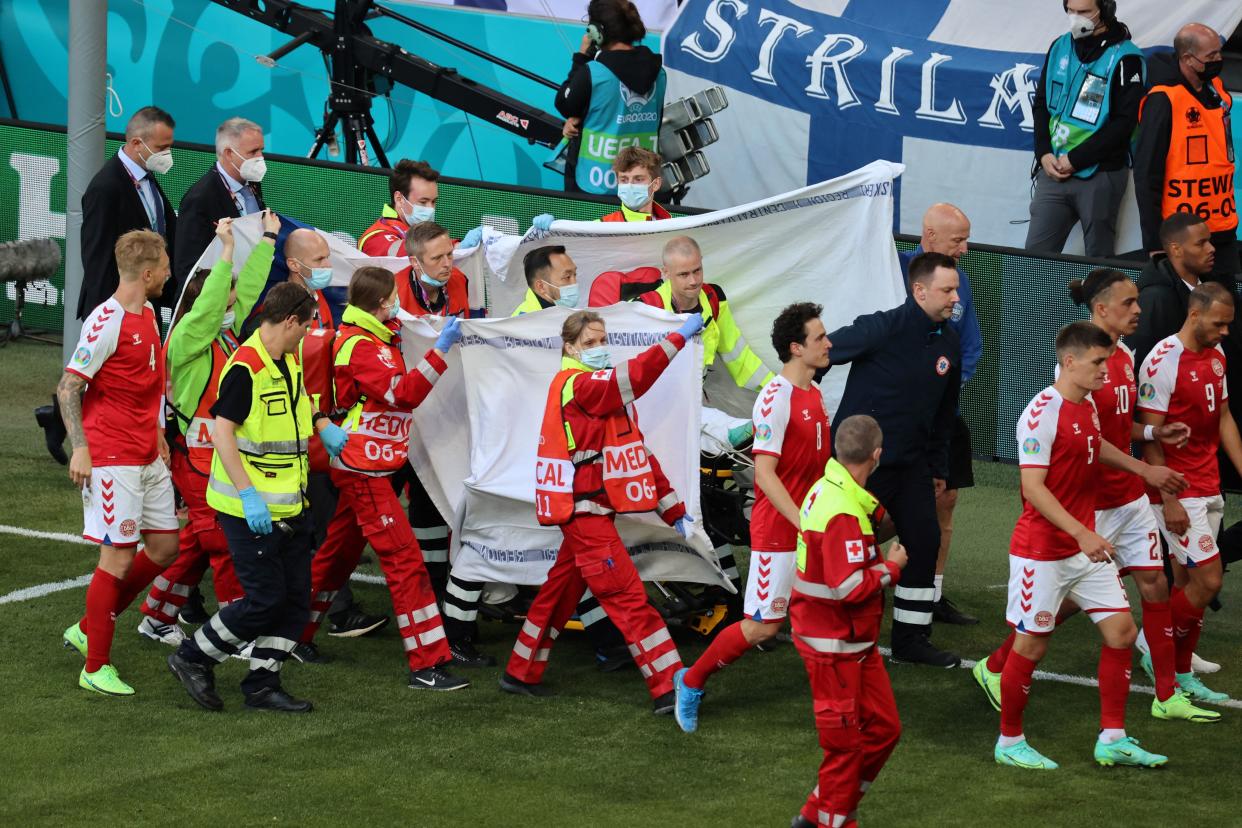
{"left": 500, "top": 309, "right": 703, "bottom": 713}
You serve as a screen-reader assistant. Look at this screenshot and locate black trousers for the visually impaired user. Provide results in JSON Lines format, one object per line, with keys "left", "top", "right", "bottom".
{"left": 867, "top": 463, "right": 938, "bottom": 645}
{"left": 180, "top": 512, "right": 314, "bottom": 694}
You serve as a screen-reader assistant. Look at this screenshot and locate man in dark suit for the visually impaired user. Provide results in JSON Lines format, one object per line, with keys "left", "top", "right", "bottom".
{"left": 41, "top": 107, "right": 178, "bottom": 465}
{"left": 174, "top": 116, "right": 268, "bottom": 290}
{"left": 77, "top": 105, "right": 177, "bottom": 319}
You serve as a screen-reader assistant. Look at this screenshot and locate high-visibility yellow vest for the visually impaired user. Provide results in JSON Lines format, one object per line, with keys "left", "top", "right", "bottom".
{"left": 207, "top": 332, "right": 312, "bottom": 519}
{"left": 646, "top": 281, "right": 773, "bottom": 391}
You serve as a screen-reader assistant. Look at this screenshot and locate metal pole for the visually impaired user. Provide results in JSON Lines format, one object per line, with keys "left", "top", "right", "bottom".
{"left": 63, "top": 0, "right": 107, "bottom": 361}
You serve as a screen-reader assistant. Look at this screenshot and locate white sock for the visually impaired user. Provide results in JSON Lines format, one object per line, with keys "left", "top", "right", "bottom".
{"left": 1134, "top": 628, "right": 1149, "bottom": 656}
{"left": 997, "top": 734, "right": 1023, "bottom": 748}
{"left": 1098, "top": 728, "right": 1126, "bottom": 744}
{"left": 934, "top": 574, "right": 944, "bottom": 603}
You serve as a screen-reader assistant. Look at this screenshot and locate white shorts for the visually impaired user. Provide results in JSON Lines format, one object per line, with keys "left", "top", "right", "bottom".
{"left": 82, "top": 461, "right": 178, "bottom": 548}
{"left": 744, "top": 550, "right": 797, "bottom": 622}
{"left": 1151, "top": 495, "right": 1224, "bottom": 568}
{"left": 1096, "top": 494, "right": 1162, "bottom": 576}
{"left": 1006, "top": 553, "right": 1129, "bottom": 635}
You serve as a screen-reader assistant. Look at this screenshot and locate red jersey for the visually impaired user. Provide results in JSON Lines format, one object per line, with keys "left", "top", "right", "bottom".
{"left": 1012, "top": 386, "right": 1101, "bottom": 561}
{"left": 65, "top": 297, "right": 163, "bottom": 466}
{"left": 1137, "top": 335, "right": 1227, "bottom": 500}
{"left": 750, "top": 376, "right": 832, "bottom": 551}
{"left": 1091, "top": 344, "right": 1144, "bottom": 510}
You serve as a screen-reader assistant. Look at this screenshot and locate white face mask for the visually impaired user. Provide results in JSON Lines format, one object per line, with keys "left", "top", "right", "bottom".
{"left": 140, "top": 139, "right": 173, "bottom": 175}
{"left": 1068, "top": 12, "right": 1097, "bottom": 39}
{"left": 220, "top": 309, "right": 236, "bottom": 332}
{"left": 230, "top": 147, "right": 267, "bottom": 182}
{"left": 403, "top": 202, "right": 435, "bottom": 225}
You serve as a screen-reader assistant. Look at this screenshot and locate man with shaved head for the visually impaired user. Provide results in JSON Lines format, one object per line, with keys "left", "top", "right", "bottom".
{"left": 1134, "top": 23, "right": 1237, "bottom": 285}
{"left": 282, "top": 228, "right": 335, "bottom": 331}
{"left": 900, "top": 204, "right": 982, "bottom": 626}
{"left": 1026, "top": 0, "right": 1145, "bottom": 258}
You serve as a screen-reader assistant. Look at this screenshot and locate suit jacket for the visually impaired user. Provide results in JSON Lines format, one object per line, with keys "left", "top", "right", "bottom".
{"left": 78, "top": 154, "right": 177, "bottom": 319}
{"left": 174, "top": 165, "right": 265, "bottom": 290}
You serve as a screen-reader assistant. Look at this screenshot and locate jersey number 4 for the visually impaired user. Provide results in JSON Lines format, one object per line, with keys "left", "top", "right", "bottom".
{"left": 148, "top": 344, "right": 156, "bottom": 372}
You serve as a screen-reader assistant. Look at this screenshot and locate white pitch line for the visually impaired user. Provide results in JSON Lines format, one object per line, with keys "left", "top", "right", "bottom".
{"left": 0, "top": 524, "right": 92, "bottom": 546}
{"left": 0, "top": 575, "right": 93, "bottom": 605}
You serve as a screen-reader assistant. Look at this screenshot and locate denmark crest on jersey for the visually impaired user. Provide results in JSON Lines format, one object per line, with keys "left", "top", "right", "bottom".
{"left": 1124, "top": 363, "right": 1134, "bottom": 381}
{"left": 1091, "top": 411, "right": 1101, "bottom": 431}
{"left": 1212, "top": 358, "right": 1224, "bottom": 377}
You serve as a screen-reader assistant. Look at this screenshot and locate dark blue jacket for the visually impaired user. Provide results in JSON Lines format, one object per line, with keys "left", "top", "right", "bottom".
{"left": 899, "top": 247, "right": 982, "bottom": 384}
{"left": 828, "top": 296, "right": 961, "bottom": 478}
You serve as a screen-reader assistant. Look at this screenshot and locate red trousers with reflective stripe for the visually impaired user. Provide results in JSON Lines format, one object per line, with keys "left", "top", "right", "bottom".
{"left": 506, "top": 513, "right": 681, "bottom": 698}
{"left": 301, "top": 469, "right": 449, "bottom": 671}
{"left": 141, "top": 452, "right": 241, "bottom": 624}
{"left": 795, "top": 644, "right": 901, "bottom": 827}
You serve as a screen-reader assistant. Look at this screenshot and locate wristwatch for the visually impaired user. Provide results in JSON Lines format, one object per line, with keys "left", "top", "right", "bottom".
{"left": 262, "top": 231, "right": 278, "bottom": 240}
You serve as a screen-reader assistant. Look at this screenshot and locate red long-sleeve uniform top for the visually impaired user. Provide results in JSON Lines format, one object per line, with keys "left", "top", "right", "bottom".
{"left": 563, "top": 334, "right": 688, "bottom": 524}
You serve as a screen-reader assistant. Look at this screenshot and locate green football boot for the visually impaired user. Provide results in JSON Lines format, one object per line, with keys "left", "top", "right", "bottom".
{"left": 1176, "top": 672, "right": 1230, "bottom": 704}
{"left": 995, "top": 739, "right": 1058, "bottom": 770}
{"left": 79, "top": 664, "right": 134, "bottom": 696}
{"left": 1094, "top": 736, "right": 1167, "bottom": 768}
{"left": 972, "top": 660, "right": 1001, "bottom": 712}
{"left": 1152, "top": 691, "right": 1221, "bottom": 723}
{"left": 63, "top": 621, "right": 87, "bottom": 659}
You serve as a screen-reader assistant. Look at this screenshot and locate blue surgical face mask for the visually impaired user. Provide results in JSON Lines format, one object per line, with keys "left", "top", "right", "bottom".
{"left": 305, "top": 266, "right": 333, "bottom": 291}
{"left": 544, "top": 280, "right": 578, "bottom": 308}
{"left": 579, "top": 346, "right": 612, "bottom": 370}
{"left": 419, "top": 272, "right": 449, "bottom": 289}
{"left": 404, "top": 203, "right": 435, "bottom": 225}
{"left": 617, "top": 182, "right": 651, "bottom": 211}
{"left": 220, "top": 309, "right": 236, "bottom": 332}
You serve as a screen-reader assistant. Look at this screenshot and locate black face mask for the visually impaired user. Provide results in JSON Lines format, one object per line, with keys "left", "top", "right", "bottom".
{"left": 1196, "top": 58, "right": 1223, "bottom": 82}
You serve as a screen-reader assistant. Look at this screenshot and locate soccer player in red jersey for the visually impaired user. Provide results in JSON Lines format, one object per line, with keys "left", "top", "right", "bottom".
{"left": 673, "top": 303, "right": 833, "bottom": 733}
{"left": 1138, "top": 282, "right": 1239, "bottom": 706}
{"left": 58, "top": 230, "right": 180, "bottom": 696}
{"left": 973, "top": 269, "right": 1214, "bottom": 722}
{"left": 986, "top": 321, "right": 1185, "bottom": 770}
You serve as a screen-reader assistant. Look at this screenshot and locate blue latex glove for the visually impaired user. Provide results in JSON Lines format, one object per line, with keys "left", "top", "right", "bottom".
{"left": 435, "top": 316, "right": 463, "bottom": 352}
{"left": 238, "top": 486, "right": 272, "bottom": 535}
{"left": 674, "top": 515, "right": 694, "bottom": 539}
{"left": 676, "top": 312, "right": 704, "bottom": 340}
{"left": 460, "top": 226, "right": 484, "bottom": 248}
{"left": 318, "top": 422, "right": 349, "bottom": 458}
{"left": 532, "top": 213, "right": 555, "bottom": 232}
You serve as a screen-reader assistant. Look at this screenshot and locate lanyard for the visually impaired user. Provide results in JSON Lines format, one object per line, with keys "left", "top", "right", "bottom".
{"left": 122, "top": 162, "right": 158, "bottom": 229}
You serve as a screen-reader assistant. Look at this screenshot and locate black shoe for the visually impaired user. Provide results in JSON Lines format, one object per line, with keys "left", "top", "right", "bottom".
{"left": 449, "top": 638, "right": 496, "bottom": 668}
{"left": 890, "top": 633, "right": 961, "bottom": 668}
{"left": 291, "top": 642, "right": 330, "bottom": 664}
{"left": 791, "top": 816, "right": 816, "bottom": 828}
{"left": 595, "top": 645, "right": 633, "bottom": 674}
{"left": 652, "top": 691, "right": 675, "bottom": 716}
{"left": 932, "top": 595, "right": 979, "bottom": 626}
{"left": 167, "top": 651, "right": 223, "bottom": 711}
{"left": 409, "top": 665, "right": 470, "bottom": 691}
{"left": 34, "top": 400, "right": 67, "bottom": 465}
{"left": 245, "top": 686, "right": 313, "bottom": 713}
{"left": 499, "top": 672, "right": 553, "bottom": 697}
{"left": 327, "top": 605, "right": 389, "bottom": 638}
{"left": 179, "top": 587, "right": 209, "bottom": 625}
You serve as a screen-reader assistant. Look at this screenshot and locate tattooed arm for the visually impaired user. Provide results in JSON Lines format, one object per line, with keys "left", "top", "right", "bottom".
{"left": 57, "top": 371, "right": 91, "bottom": 487}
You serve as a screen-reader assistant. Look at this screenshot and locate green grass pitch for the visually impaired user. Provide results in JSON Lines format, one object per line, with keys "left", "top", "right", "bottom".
{"left": 0, "top": 339, "right": 1237, "bottom": 827}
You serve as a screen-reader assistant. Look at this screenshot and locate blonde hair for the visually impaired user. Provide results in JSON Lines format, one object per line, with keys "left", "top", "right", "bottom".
{"left": 114, "top": 229, "right": 166, "bottom": 281}
{"left": 561, "top": 311, "right": 605, "bottom": 351}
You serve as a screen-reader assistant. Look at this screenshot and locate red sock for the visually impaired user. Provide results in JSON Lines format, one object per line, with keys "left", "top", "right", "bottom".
{"left": 683, "top": 622, "right": 751, "bottom": 689}
{"left": 986, "top": 632, "right": 1015, "bottom": 673}
{"left": 114, "top": 549, "right": 166, "bottom": 614}
{"left": 999, "top": 651, "right": 1037, "bottom": 737}
{"left": 84, "top": 568, "right": 123, "bottom": 672}
{"left": 1169, "top": 588, "right": 1204, "bottom": 674}
{"left": 1098, "top": 646, "right": 1131, "bottom": 730}
{"left": 1141, "top": 600, "right": 1176, "bottom": 701}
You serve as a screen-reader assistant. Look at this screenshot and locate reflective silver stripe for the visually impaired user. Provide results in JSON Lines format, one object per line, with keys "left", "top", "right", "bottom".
{"left": 579, "top": 606, "right": 608, "bottom": 626}
{"left": 893, "top": 608, "right": 933, "bottom": 625}
{"left": 210, "top": 615, "right": 246, "bottom": 647}
{"left": 534, "top": 647, "right": 551, "bottom": 662}
{"left": 722, "top": 565, "right": 740, "bottom": 579}
{"left": 397, "top": 613, "right": 412, "bottom": 629}
{"left": 208, "top": 475, "right": 302, "bottom": 506}
{"left": 419, "top": 626, "right": 446, "bottom": 646}
{"left": 627, "top": 643, "right": 640, "bottom": 658}
{"left": 650, "top": 650, "right": 680, "bottom": 674}
{"left": 721, "top": 337, "right": 748, "bottom": 363}
{"left": 416, "top": 358, "right": 440, "bottom": 385}
{"left": 144, "top": 595, "right": 160, "bottom": 610}
{"left": 443, "top": 604, "right": 476, "bottom": 622}
{"left": 794, "top": 634, "right": 873, "bottom": 654}
{"left": 234, "top": 437, "right": 308, "bottom": 455}
{"left": 254, "top": 635, "right": 297, "bottom": 653}
{"left": 421, "top": 548, "right": 449, "bottom": 563}
{"left": 571, "top": 449, "right": 599, "bottom": 463}
{"left": 412, "top": 602, "right": 440, "bottom": 623}
{"left": 656, "top": 492, "right": 679, "bottom": 514}
{"left": 615, "top": 360, "right": 636, "bottom": 405}
{"left": 640, "top": 627, "right": 671, "bottom": 653}
{"left": 193, "top": 627, "right": 228, "bottom": 662}
{"left": 249, "top": 656, "right": 282, "bottom": 673}
{"left": 153, "top": 575, "right": 170, "bottom": 590}
{"left": 169, "top": 582, "right": 192, "bottom": 597}
{"left": 402, "top": 635, "right": 420, "bottom": 652}
{"left": 413, "top": 525, "right": 450, "bottom": 541}
{"left": 895, "top": 586, "right": 935, "bottom": 602}
{"left": 547, "top": 627, "right": 560, "bottom": 641}
{"left": 794, "top": 573, "right": 863, "bottom": 601}
{"left": 314, "top": 590, "right": 335, "bottom": 603}
{"left": 818, "top": 811, "right": 846, "bottom": 827}
{"left": 309, "top": 610, "right": 325, "bottom": 623}
{"left": 521, "top": 619, "right": 540, "bottom": 640}
{"left": 446, "top": 582, "right": 482, "bottom": 602}
{"left": 742, "top": 364, "right": 769, "bottom": 391}
{"left": 513, "top": 640, "right": 533, "bottom": 660}
{"left": 639, "top": 663, "right": 653, "bottom": 678}
{"left": 574, "top": 499, "right": 614, "bottom": 516}
{"left": 658, "top": 338, "right": 678, "bottom": 360}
